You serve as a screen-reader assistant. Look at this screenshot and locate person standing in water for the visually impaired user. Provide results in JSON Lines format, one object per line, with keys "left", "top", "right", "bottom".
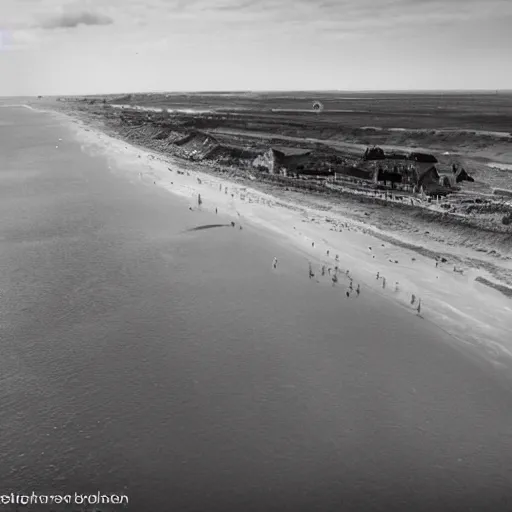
{"left": 382, "top": 277, "right": 386, "bottom": 289}
{"left": 198, "top": 194, "right": 202, "bottom": 207}
{"left": 272, "top": 257, "right": 278, "bottom": 269}
{"left": 215, "top": 207, "right": 218, "bottom": 214}
{"left": 346, "top": 290, "right": 350, "bottom": 298}
{"left": 332, "top": 273, "right": 338, "bottom": 285}
{"left": 321, "top": 265, "right": 326, "bottom": 276}
{"left": 356, "top": 284, "right": 360, "bottom": 296}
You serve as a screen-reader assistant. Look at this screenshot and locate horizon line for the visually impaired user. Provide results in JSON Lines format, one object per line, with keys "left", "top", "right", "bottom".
{"left": 3, "top": 88, "right": 512, "bottom": 99}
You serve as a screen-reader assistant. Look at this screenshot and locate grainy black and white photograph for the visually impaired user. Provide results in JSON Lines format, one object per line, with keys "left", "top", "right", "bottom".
{"left": 1, "top": 0, "right": 512, "bottom": 511}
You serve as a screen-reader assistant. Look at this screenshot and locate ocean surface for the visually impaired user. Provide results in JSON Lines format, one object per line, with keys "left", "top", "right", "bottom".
{"left": 2, "top": 107, "right": 512, "bottom": 512}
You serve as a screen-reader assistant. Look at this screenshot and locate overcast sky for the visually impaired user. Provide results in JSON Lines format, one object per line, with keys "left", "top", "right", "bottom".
{"left": 1, "top": 0, "right": 511, "bottom": 96}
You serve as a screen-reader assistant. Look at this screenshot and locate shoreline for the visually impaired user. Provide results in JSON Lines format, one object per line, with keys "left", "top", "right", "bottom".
{"left": 14, "top": 103, "right": 512, "bottom": 366}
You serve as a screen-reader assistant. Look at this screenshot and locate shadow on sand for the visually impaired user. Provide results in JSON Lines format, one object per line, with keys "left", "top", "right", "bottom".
{"left": 185, "top": 224, "right": 232, "bottom": 232}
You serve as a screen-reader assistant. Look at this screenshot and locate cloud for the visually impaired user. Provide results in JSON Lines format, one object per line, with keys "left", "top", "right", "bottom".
{"left": 41, "top": 10, "right": 113, "bottom": 29}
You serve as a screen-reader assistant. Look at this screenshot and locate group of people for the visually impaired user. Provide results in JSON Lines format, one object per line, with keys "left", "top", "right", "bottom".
{"left": 272, "top": 252, "right": 362, "bottom": 299}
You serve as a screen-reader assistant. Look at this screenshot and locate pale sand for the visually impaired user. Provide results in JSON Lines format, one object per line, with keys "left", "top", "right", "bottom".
{"left": 52, "top": 110, "right": 512, "bottom": 365}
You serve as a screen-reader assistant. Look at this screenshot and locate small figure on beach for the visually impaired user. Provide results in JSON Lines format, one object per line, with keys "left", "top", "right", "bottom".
{"left": 345, "top": 269, "right": 350, "bottom": 276}
{"left": 231, "top": 221, "right": 235, "bottom": 227}
{"left": 188, "top": 206, "right": 193, "bottom": 211}
{"left": 197, "top": 194, "right": 202, "bottom": 207}
{"left": 308, "top": 262, "right": 315, "bottom": 279}
{"left": 225, "top": 187, "right": 228, "bottom": 194}
{"left": 376, "top": 272, "right": 380, "bottom": 280}
{"left": 312, "top": 242, "right": 315, "bottom": 247}
{"left": 321, "top": 265, "right": 326, "bottom": 276}
{"left": 335, "top": 254, "right": 339, "bottom": 262}
{"left": 436, "top": 261, "right": 438, "bottom": 268}
{"left": 411, "top": 294, "right": 416, "bottom": 305}
{"left": 417, "top": 299, "right": 422, "bottom": 315}
{"left": 327, "top": 268, "right": 331, "bottom": 275}
{"left": 215, "top": 207, "right": 218, "bottom": 214}
{"left": 332, "top": 273, "right": 338, "bottom": 285}
{"left": 395, "top": 282, "right": 399, "bottom": 292}
{"left": 327, "top": 250, "right": 330, "bottom": 256}
{"left": 382, "top": 278, "right": 386, "bottom": 289}
{"left": 272, "top": 257, "right": 278, "bottom": 269}
{"left": 349, "top": 281, "right": 353, "bottom": 291}
{"left": 356, "top": 284, "right": 360, "bottom": 296}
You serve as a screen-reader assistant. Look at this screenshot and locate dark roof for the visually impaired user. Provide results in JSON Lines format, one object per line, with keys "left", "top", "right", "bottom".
{"left": 417, "top": 165, "right": 439, "bottom": 182}
{"left": 271, "top": 147, "right": 312, "bottom": 157}
{"left": 409, "top": 152, "right": 438, "bottom": 163}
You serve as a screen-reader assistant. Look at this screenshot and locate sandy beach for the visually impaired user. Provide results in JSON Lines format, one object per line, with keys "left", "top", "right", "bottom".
{"left": 47, "top": 107, "right": 512, "bottom": 369}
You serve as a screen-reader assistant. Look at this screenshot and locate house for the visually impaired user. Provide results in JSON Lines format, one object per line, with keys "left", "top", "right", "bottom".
{"left": 363, "top": 146, "right": 385, "bottom": 160}
{"left": 438, "top": 165, "right": 475, "bottom": 188}
{"left": 253, "top": 147, "right": 313, "bottom": 175}
{"left": 416, "top": 165, "right": 441, "bottom": 194}
{"left": 377, "top": 168, "right": 403, "bottom": 187}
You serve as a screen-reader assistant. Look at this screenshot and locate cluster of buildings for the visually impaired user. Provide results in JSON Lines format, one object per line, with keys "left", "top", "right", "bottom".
{"left": 253, "top": 144, "right": 474, "bottom": 196}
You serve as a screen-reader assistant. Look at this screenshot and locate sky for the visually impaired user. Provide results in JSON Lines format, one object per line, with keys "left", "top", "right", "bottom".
{"left": 1, "top": 0, "right": 511, "bottom": 96}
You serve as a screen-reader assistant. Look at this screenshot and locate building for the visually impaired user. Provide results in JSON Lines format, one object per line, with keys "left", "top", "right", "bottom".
{"left": 253, "top": 147, "right": 313, "bottom": 175}
{"left": 437, "top": 164, "right": 475, "bottom": 189}
{"left": 335, "top": 166, "right": 375, "bottom": 181}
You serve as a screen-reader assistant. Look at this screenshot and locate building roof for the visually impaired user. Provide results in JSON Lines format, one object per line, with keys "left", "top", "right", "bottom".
{"left": 409, "top": 152, "right": 438, "bottom": 163}
{"left": 417, "top": 165, "right": 439, "bottom": 184}
{"left": 271, "top": 146, "right": 313, "bottom": 157}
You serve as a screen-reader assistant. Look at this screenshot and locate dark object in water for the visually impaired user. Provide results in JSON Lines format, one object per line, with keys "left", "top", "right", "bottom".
{"left": 231, "top": 221, "right": 235, "bottom": 227}
{"left": 346, "top": 291, "right": 350, "bottom": 297}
